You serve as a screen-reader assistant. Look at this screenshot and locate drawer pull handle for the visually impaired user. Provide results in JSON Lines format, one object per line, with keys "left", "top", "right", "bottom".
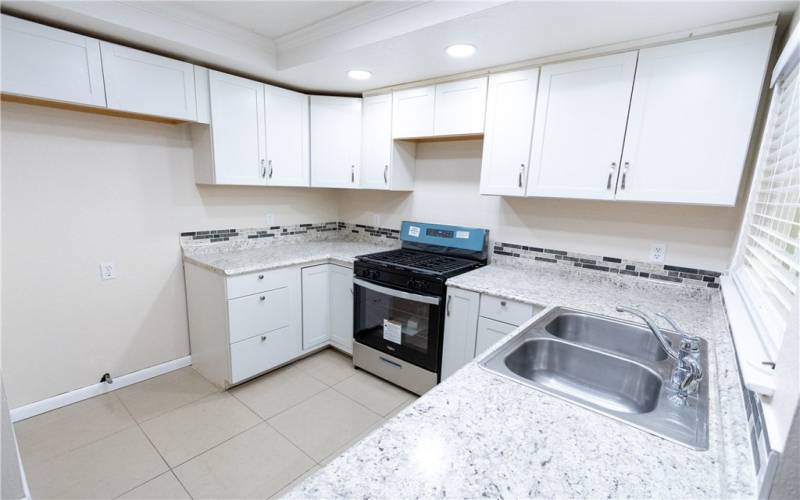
{"left": 261, "top": 335, "right": 266, "bottom": 341}
{"left": 500, "top": 301, "right": 507, "bottom": 307}
{"left": 259, "top": 296, "right": 266, "bottom": 301}
{"left": 257, "top": 274, "right": 264, "bottom": 280}
{"left": 379, "top": 356, "right": 402, "bottom": 368}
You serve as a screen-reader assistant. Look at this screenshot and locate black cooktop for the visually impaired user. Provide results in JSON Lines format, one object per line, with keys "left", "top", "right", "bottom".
{"left": 358, "top": 249, "right": 480, "bottom": 276}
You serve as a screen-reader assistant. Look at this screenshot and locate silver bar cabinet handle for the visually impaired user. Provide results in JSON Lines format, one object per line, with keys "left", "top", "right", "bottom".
{"left": 621, "top": 161, "right": 629, "bottom": 190}
{"left": 384, "top": 165, "right": 388, "bottom": 184}
{"left": 351, "top": 165, "right": 355, "bottom": 183}
{"left": 260, "top": 159, "right": 266, "bottom": 178}
{"left": 518, "top": 163, "right": 524, "bottom": 188}
{"left": 446, "top": 295, "right": 452, "bottom": 316}
{"left": 268, "top": 159, "right": 273, "bottom": 179}
{"left": 607, "top": 162, "right": 617, "bottom": 190}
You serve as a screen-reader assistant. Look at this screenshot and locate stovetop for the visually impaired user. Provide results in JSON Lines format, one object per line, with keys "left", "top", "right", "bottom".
{"left": 357, "top": 249, "right": 481, "bottom": 277}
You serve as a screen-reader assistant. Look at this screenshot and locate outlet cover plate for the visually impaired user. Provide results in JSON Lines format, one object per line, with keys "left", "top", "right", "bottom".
{"left": 100, "top": 262, "right": 116, "bottom": 280}
{"left": 649, "top": 243, "right": 667, "bottom": 263}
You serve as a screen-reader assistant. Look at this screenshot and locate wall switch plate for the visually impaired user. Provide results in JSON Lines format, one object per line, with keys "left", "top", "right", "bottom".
{"left": 265, "top": 213, "right": 274, "bottom": 226}
{"left": 649, "top": 243, "right": 667, "bottom": 263}
{"left": 372, "top": 213, "right": 381, "bottom": 227}
{"left": 100, "top": 262, "right": 116, "bottom": 280}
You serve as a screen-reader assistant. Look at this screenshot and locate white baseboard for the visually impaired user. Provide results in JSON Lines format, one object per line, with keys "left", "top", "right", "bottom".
{"left": 9, "top": 356, "right": 192, "bottom": 423}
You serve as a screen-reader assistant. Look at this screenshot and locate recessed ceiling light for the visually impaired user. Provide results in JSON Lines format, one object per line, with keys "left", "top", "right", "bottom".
{"left": 347, "top": 69, "right": 372, "bottom": 80}
{"left": 446, "top": 43, "right": 476, "bottom": 58}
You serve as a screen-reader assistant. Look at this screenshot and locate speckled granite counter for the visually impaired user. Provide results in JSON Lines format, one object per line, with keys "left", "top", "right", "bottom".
{"left": 183, "top": 240, "right": 396, "bottom": 276}
{"left": 289, "top": 261, "right": 754, "bottom": 499}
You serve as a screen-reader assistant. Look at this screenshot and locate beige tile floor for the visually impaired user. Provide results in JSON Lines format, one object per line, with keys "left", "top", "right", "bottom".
{"left": 15, "top": 348, "right": 417, "bottom": 499}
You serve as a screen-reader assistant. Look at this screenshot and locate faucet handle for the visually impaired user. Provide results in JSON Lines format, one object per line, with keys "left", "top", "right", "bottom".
{"left": 654, "top": 312, "right": 701, "bottom": 353}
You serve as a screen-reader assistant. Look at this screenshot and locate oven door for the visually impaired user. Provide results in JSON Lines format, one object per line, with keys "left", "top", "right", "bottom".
{"left": 353, "top": 278, "right": 442, "bottom": 372}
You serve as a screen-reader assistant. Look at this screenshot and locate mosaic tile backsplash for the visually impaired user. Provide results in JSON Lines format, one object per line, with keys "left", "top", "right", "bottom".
{"left": 180, "top": 221, "right": 723, "bottom": 289}
{"left": 492, "top": 242, "right": 722, "bottom": 288}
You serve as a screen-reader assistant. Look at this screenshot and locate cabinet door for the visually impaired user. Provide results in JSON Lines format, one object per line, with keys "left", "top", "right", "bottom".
{"left": 440, "top": 288, "right": 480, "bottom": 380}
{"left": 479, "top": 69, "right": 539, "bottom": 196}
{"left": 100, "top": 42, "right": 197, "bottom": 120}
{"left": 392, "top": 86, "right": 435, "bottom": 138}
{"left": 265, "top": 85, "right": 310, "bottom": 186}
{"left": 329, "top": 265, "right": 354, "bottom": 353}
{"left": 301, "top": 265, "right": 331, "bottom": 349}
{"left": 618, "top": 27, "right": 774, "bottom": 205}
{"left": 1, "top": 15, "right": 105, "bottom": 107}
{"left": 434, "top": 77, "right": 488, "bottom": 136}
{"left": 361, "top": 94, "right": 393, "bottom": 189}
{"left": 310, "top": 96, "right": 362, "bottom": 188}
{"left": 475, "top": 317, "right": 517, "bottom": 357}
{"left": 527, "top": 52, "right": 637, "bottom": 200}
{"left": 208, "top": 71, "right": 266, "bottom": 185}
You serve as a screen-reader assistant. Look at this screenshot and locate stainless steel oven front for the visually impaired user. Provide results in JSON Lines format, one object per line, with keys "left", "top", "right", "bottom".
{"left": 352, "top": 277, "right": 444, "bottom": 377}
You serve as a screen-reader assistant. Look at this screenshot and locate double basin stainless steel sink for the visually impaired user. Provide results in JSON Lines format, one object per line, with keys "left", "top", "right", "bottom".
{"left": 480, "top": 307, "right": 709, "bottom": 450}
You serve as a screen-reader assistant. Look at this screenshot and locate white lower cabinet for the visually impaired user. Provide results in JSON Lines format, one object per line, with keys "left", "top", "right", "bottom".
{"left": 475, "top": 317, "right": 517, "bottom": 356}
{"left": 301, "top": 263, "right": 354, "bottom": 354}
{"left": 440, "top": 288, "right": 480, "bottom": 380}
{"left": 184, "top": 263, "right": 301, "bottom": 387}
{"left": 329, "top": 264, "right": 355, "bottom": 352}
{"left": 301, "top": 265, "right": 332, "bottom": 349}
{"left": 441, "top": 289, "right": 541, "bottom": 379}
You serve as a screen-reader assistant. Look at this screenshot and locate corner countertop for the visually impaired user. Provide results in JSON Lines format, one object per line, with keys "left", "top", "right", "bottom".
{"left": 289, "top": 261, "right": 754, "bottom": 499}
{"left": 182, "top": 239, "right": 396, "bottom": 276}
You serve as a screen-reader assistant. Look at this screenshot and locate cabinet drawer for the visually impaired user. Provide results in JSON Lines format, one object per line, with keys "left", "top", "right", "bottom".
{"left": 228, "top": 286, "right": 291, "bottom": 343}
{"left": 479, "top": 295, "right": 536, "bottom": 326}
{"left": 475, "top": 317, "right": 517, "bottom": 357}
{"left": 230, "top": 326, "right": 299, "bottom": 383}
{"left": 226, "top": 267, "right": 294, "bottom": 299}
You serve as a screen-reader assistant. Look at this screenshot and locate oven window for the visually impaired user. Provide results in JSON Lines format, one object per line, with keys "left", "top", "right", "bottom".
{"left": 354, "top": 283, "right": 441, "bottom": 371}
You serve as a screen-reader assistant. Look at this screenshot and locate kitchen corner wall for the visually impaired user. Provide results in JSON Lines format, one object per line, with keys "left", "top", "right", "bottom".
{"left": 0, "top": 102, "right": 340, "bottom": 408}
{"left": 339, "top": 140, "right": 743, "bottom": 272}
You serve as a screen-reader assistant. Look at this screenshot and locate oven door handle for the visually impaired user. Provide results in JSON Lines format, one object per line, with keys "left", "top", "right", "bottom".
{"left": 353, "top": 278, "right": 441, "bottom": 305}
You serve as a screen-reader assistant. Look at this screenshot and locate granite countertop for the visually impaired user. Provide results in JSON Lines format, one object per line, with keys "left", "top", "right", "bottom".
{"left": 290, "top": 262, "right": 754, "bottom": 499}
{"left": 182, "top": 240, "right": 396, "bottom": 276}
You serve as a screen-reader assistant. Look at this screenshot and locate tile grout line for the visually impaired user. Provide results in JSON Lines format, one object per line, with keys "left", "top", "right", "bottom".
{"left": 113, "top": 393, "right": 190, "bottom": 499}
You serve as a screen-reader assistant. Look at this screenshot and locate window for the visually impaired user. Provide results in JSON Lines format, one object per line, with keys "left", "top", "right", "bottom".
{"left": 732, "top": 61, "right": 800, "bottom": 361}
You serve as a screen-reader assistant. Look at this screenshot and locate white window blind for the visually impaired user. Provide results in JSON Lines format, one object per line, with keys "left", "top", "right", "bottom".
{"left": 733, "top": 61, "right": 800, "bottom": 360}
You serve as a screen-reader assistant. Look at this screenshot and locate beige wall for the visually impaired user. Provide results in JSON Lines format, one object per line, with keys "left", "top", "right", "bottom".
{"left": 1, "top": 103, "right": 746, "bottom": 408}
{"left": 340, "top": 140, "right": 743, "bottom": 271}
{"left": 0, "top": 102, "right": 340, "bottom": 407}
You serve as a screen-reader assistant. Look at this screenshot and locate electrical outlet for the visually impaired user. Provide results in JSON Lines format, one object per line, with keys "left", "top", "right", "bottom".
{"left": 265, "top": 213, "right": 274, "bottom": 226}
{"left": 649, "top": 243, "right": 667, "bottom": 263}
{"left": 372, "top": 213, "right": 381, "bottom": 227}
{"left": 100, "top": 262, "right": 116, "bottom": 280}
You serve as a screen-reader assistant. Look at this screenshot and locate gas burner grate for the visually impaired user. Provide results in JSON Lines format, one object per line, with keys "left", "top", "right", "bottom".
{"left": 360, "top": 249, "right": 477, "bottom": 275}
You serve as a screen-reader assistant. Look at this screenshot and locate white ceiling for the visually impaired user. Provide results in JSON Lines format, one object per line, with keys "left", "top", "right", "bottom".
{"left": 170, "top": 1, "right": 366, "bottom": 39}
{"left": 3, "top": 1, "right": 798, "bottom": 94}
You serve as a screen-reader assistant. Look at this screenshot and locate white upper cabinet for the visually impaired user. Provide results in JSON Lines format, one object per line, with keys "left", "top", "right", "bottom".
{"left": 206, "top": 71, "right": 266, "bottom": 185}
{"left": 361, "top": 94, "right": 394, "bottom": 189}
{"left": 100, "top": 42, "right": 197, "bottom": 120}
{"left": 1, "top": 15, "right": 105, "bottom": 107}
{"left": 480, "top": 69, "right": 540, "bottom": 196}
{"left": 310, "top": 96, "right": 362, "bottom": 188}
{"left": 361, "top": 93, "right": 416, "bottom": 191}
{"left": 392, "top": 85, "right": 435, "bottom": 138}
{"left": 617, "top": 27, "right": 775, "bottom": 205}
{"left": 527, "top": 52, "right": 637, "bottom": 200}
{"left": 265, "top": 85, "right": 309, "bottom": 187}
{"left": 433, "top": 77, "right": 488, "bottom": 136}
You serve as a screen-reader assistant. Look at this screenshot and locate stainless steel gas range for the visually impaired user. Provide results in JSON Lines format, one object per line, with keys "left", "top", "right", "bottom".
{"left": 352, "top": 221, "right": 488, "bottom": 394}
